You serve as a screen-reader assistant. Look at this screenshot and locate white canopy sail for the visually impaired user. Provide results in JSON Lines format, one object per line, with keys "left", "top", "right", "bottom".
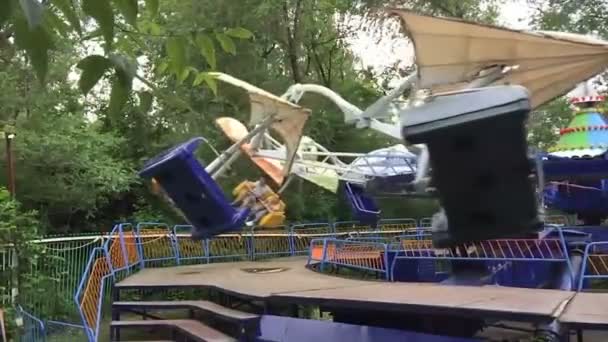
{"left": 389, "top": 9, "right": 608, "bottom": 109}
{"left": 211, "top": 72, "right": 311, "bottom": 184}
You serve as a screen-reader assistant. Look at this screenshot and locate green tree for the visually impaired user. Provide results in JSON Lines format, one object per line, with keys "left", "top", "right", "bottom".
{"left": 14, "top": 114, "right": 135, "bottom": 232}
{"left": 526, "top": 0, "right": 608, "bottom": 148}
{"left": 528, "top": 0, "right": 608, "bottom": 37}
{"left": 527, "top": 97, "right": 573, "bottom": 150}
{"left": 0, "top": 187, "right": 63, "bottom": 337}
{"left": 0, "top": 0, "right": 255, "bottom": 231}
{"left": 0, "top": 36, "right": 135, "bottom": 231}
{"left": 363, "top": 0, "right": 502, "bottom": 22}
{"left": 0, "top": 0, "right": 252, "bottom": 120}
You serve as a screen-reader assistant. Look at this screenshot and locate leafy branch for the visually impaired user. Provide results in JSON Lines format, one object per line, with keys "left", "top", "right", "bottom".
{"left": 1, "top": 0, "right": 253, "bottom": 118}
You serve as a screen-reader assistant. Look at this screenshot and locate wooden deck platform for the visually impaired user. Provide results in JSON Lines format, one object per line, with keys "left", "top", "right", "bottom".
{"left": 116, "top": 257, "right": 367, "bottom": 298}
{"left": 560, "top": 292, "right": 608, "bottom": 329}
{"left": 115, "top": 257, "right": 608, "bottom": 326}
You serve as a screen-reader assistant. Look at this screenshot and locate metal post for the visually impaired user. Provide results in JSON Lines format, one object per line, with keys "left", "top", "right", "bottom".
{"left": 205, "top": 116, "right": 273, "bottom": 174}
{"left": 361, "top": 73, "right": 418, "bottom": 121}
{"left": 277, "top": 175, "right": 294, "bottom": 194}
{"left": 10, "top": 250, "right": 18, "bottom": 306}
{"left": 5, "top": 133, "right": 15, "bottom": 198}
{"left": 535, "top": 151, "right": 546, "bottom": 218}
{"left": 210, "top": 150, "right": 242, "bottom": 180}
{"left": 112, "top": 285, "right": 120, "bottom": 341}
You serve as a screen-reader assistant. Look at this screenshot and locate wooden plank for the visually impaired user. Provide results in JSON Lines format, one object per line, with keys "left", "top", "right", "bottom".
{"left": 116, "top": 257, "right": 368, "bottom": 298}
{"left": 113, "top": 300, "right": 259, "bottom": 323}
{"left": 276, "top": 284, "right": 575, "bottom": 322}
{"left": 559, "top": 292, "right": 608, "bottom": 329}
{"left": 112, "top": 320, "right": 236, "bottom": 342}
{"left": 115, "top": 257, "right": 576, "bottom": 322}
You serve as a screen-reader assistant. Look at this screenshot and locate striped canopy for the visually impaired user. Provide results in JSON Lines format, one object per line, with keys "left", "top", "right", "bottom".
{"left": 550, "top": 107, "right": 608, "bottom": 158}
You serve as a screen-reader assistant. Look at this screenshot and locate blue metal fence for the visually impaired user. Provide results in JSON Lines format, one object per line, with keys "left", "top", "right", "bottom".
{"left": 389, "top": 229, "right": 573, "bottom": 282}
{"left": 173, "top": 225, "right": 207, "bottom": 265}
{"left": 135, "top": 223, "right": 177, "bottom": 268}
{"left": 18, "top": 306, "right": 46, "bottom": 342}
{"left": 578, "top": 241, "right": 608, "bottom": 291}
{"left": 306, "top": 238, "right": 390, "bottom": 279}
{"left": 45, "top": 320, "right": 87, "bottom": 341}
{"left": 9, "top": 215, "right": 594, "bottom": 342}
{"left": 290, "top": 222, "right": 333, "bottom": 254}
{"left": 72, "top": 218, "right": 435, "bottom": 341}
{"left": 250, "top": 226, "right": 292, "bottom": 260}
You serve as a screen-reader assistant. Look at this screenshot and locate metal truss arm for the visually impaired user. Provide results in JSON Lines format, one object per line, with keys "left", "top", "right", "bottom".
{"left": 206, "top": 116, "right": 273, "bottom": 178}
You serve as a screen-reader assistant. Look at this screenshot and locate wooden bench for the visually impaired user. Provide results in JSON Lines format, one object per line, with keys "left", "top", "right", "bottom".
{"left": 111, "top": 319, "right": 236, "bottom": 342}
{"left": 113, "top": 300, "right": 260, "bottom": 337}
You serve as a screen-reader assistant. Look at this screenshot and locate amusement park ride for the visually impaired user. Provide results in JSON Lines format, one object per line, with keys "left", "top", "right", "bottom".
{"left": 140, "top": 8, "right": 608, "bottom": 243}
{"left": 120, "top": 7, "right": 608, "bottom": 342}
{"left": 543, "top": 92, "right": 608, "bottom": 225}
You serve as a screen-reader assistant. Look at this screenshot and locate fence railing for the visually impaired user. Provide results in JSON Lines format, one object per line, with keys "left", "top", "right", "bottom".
{"left": 3, "top": 214, "right": 573, "bottom": 300}
{"left": 578, "top": 241, "right": 608, "bottom": 291}
{"left": 291, "top": 223, "right": 333, "bottom": 255}
{"left": 306, "top": 232, "right": 574, "bottom": 284}
{"left": 1, "top": 235, "right": 105, "bottom": 318}
{"left": 306, "top": 238, "right": 390, "bottom": 280}
{"left": 18, "top": 306, "right": 46, "bottom": 342}
{"left": 3, "top": 214, "right": 575, "bottom": 341}
{"left": 74, "top": 218, "right": 435, "bottom": 341}
{"left": 5, "top": 236, "right": 100, "bottom": 342}
{"left": 389, "top": 230, "right": 573, "bottom": 282}
{"left": 45, "top": 320, "right": 88, "bottom": 341}
{"left": 15, "top": 309, "right": 87, "bottom": 342}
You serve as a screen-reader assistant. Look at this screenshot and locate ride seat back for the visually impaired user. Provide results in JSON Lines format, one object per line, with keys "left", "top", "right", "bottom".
{"left": 139, "top": 138, "right": 249, "bottom": 239}
{"left": 403, "top": 86, "right": 542, "bottom": 247}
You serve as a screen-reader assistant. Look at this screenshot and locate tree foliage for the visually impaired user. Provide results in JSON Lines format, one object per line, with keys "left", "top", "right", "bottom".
{"left": 362, "top": 0, "right": 501, "bottom": 22}
{"left": 0, "top": 187, "right": 65, "bottom": 338}
{"left": 0, "top": 0, "right": 519, "bottom": 230}
{"left": 15, "top": 114, "right": 135, "bottom": 230}
{"left": 528, "top": 0, "right": 608, "bottom": 37}
{"left": 0, "top": 0, "right": 252, "bottom": 117}
{"left": 526, "top": 0, "right": 608, "bottom": 149}
{"left": 527, "top": 97, "right": 573, "bottom": 150}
